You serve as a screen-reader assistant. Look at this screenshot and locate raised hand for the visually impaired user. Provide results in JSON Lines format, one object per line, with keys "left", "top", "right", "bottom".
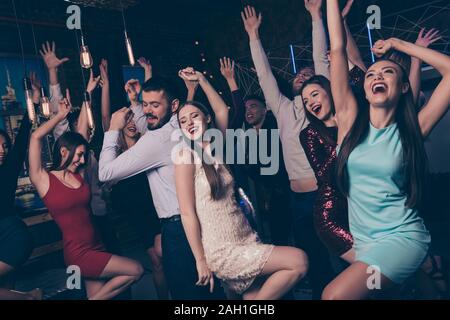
{"left": 109, "top": 107, "right": 133, "bottom": 131}
{"left": 371, "top": 39, "right": 396, "bottom": 58}
{"left": 124, "top": 79, "right": 141, "bottom": 103}
{"left": 341, "top": 0, "right": 354, "bottom": 19}
{"left": 241, "top": 6, "right": 262, "bottom": 39}
{"left": 137, "top": 57, "right": 152, "bottom": 81}
{"left": 39, "top": 41, "right": 69, "bottom": 70}
{"left": 219, "top": 57, "right": 235, "bottom": 81}
{"left": 29, "top": 71, "right": 42, "bottom": 104}
{"left": 57, "top": 89, "right": 72, "bottom": 120}
{"left": 86, "top": 69, "right": 101, "bottom": 94}
{"left": 178, "top": 67, "right": 203, "bottom": 82}
{"left": 304, "top": 0, "right": 323, "bottom": 19}
{"left": 415, "top": 28, "right": 442, "bottom": 48}
{"left": 99, "top": 59, "right": 109, "bottom": 86}
{"left": 29, "top": 71, "right": 42, "bottom": 91}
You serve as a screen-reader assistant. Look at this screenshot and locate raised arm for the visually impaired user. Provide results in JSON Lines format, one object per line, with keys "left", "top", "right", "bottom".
{"left": 99, "top": 59, "right": 111, "bottom": 131}
{"left": 219, "top": 57, "right": 246, "bottom": 129}
{"left": 409, "top": 28, "right": 442, "bottom": 105}
{"left": 29, "top": 71, "right": 42, "bottom": 105}
{"left": 242, "top": 6, "right": 291, "bottom": 116}
{"left": 372, "top": 38, "right": 450, "bottom": 138}
{"left": 179, "top": 68, "right": 229, "bottom": 135}
{"left": 180, "top": 71, "right": 200, "bottom": 101}
{"left": 125, "top": 79, "right": 147, "bottom": 134}
{"left": 99, "top": 108, "right": 169, "bottom": 182}
{"left": 137, "top": 57, "right": 153, "bottom": 82}
{"left": 305, "top": 0, "right": 330, "bottom": 78}
{"left": 326, "top": 0, "right": 358, "bottom": 144}
{"left": 175, "top": 151, "right": 214, "bottom": 293}
{"left": 29, "top": 98, "right": 71, "bottom": 197}
{"left": 41, "top": 41, "right": 70, "bottom": 139}
{"left": 341, "top": 0, "right": 366, "bottom": 72}
{"left": 5, "top": 114, "right": 32, "bottom": 180}
{"left": 39, "top": 41, "right": 69, "bottom": 88}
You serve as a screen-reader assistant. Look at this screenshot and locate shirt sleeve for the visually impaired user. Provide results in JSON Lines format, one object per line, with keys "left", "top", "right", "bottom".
{"left": 98, "top": 130, "right": 169, "bottom": 182}
{"left": 312, "top": 19, "right": 330, "bottom": 79}
{"left": 49, "top": 83, "right": 69, "bottom": 140}
{"left": 249, "top": 39, "right": 293, "bottom": 118}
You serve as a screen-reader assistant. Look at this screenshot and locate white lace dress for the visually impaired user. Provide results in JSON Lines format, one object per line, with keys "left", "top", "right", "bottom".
{"left": 193, "top": 158, "right": 274, "bottom": 294}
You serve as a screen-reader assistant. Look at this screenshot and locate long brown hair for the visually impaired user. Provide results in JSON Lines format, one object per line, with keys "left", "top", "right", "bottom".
{"left": 300, "top": 75, "right": 337, "bottom": 145}
{"left": 51, "top": 131, "right": 89, "bottom": 171}
{"left": 176, "top": 100, "right": 228, "bottom": 200}
{"left": 336, "top": 57, "right": 428, "bottom": 209}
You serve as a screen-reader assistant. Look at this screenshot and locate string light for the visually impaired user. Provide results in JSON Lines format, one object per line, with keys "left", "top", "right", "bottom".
{"left": 83, "top": 92, "right": 95, "bottom": 133}
{"left": 23, "top": 78, "right": 36, "bottom": 124}
{"left": 121, "top": 0, "right": 136, "bottom": 66}
{"left": 12, "top": 0, "right": 37, "bottom": 124}
{"left": 75, "top": 31, "right": 95, "bottom": 140}
{"left": 31, "top": 24, "right": 51, "bottom": 118}
{"left": 80, "top": 34, "right": 93, "bottom": 69}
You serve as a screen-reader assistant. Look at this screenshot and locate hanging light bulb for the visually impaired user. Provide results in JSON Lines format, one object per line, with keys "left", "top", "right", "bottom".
{"left": 120, "top": 2, "right": 135, "bottom": 67}
{"left": 125, "top": 30, "right": 136, "bottom": 66}
{"left": 40, "top": 87, "right": 51, "bottom": 118}
{"left": 83, "top": 92, "right": 95, "bottom": 133}
{"left": 80, "top": 35, "right": 93, "bottom": 69}
{"left": 23, "top": 77, "right": 36, "bottom": 124}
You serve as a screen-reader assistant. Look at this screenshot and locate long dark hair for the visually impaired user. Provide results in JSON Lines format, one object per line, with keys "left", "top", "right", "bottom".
{"left": 176, "top": 100, "right": 228, "bottom": 200}
{"left": 336, "top": 58, "right": 428, "bottom": 209}
{"left": 300, "top": 75, "right": 336, "bottom": 145}
{"left": 51, "top": 131, "right": 89, "bottom": 171}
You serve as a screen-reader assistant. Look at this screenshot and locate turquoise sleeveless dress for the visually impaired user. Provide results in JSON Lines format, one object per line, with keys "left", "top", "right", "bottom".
{"left": 345, "top": 122, "right": 430, "bottom": 284}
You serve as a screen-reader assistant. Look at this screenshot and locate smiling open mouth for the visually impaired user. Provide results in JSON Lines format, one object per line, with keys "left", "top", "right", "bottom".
{"left": 188, "top": 126, "right": 199, "bottom": 134}
{"left": 146, "top": 116, "right": 158, "bottom": 123}
{"left": 312, "top": 104, "right": 322, "bottom": 115}
{"left": 372, "top": 83, "right": 387, "bottom": 94}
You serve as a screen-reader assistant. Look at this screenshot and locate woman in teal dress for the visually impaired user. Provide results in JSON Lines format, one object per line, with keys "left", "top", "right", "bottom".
{"left": 323, "top": 0, "right": 450, "bottom": 299}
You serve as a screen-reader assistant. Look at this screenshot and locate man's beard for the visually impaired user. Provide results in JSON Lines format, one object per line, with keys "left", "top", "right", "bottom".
{"left": 147, "top": 110, "right": 173, "bottom": 131}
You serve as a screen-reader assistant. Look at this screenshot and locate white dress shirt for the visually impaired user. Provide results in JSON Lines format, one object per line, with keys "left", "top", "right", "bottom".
{"left": 99, "top": 115, "right": 181, "bottom": 219}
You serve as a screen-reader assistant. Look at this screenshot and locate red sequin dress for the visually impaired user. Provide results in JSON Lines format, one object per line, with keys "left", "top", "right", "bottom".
{"left": 300, "top": 125, "right": 353, "bottom": 255}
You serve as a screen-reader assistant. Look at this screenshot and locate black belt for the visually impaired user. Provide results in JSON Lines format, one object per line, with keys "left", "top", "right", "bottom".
{"left": 161, "top": 215, "right": 181, "bottom": 223}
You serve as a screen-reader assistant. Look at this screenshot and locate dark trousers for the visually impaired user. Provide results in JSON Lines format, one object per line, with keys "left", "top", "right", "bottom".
{"left": 161, "top": 218, "right": 226, "bottom": 300}
{"left": 290, "top": 191, "right": 336, "bottom": 300}
{"left": 267, "top": 189, "right": 293, "bottom": 246}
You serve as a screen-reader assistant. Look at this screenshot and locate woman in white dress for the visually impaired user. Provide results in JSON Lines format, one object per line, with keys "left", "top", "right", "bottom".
{"left": 174, "top": 68, "right": 308, "bottom": 300}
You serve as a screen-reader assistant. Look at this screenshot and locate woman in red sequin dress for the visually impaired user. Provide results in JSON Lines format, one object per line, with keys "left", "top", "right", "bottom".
{"left": 299, "top": 76, "right": 354, "bottom": 263}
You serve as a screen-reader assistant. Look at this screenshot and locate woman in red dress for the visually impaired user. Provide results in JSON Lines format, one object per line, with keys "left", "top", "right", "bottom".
{"left": 28, "top": 93, "right": 143, "bottom": 300}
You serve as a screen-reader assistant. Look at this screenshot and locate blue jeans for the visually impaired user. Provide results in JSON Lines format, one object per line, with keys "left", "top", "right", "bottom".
{"left": 161, "top": 218, "right": 226, "bottom": 300}
{"left": 290, "top": 191, "right": 336, "bottom": 300}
